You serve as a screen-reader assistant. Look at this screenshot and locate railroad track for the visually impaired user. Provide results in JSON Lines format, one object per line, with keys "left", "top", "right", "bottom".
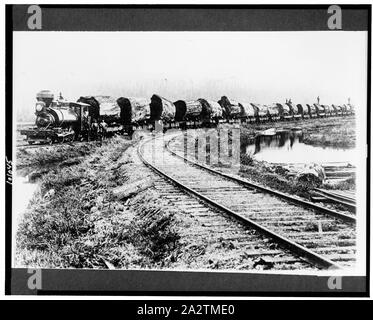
{"left": 138, "top": 132, "right": 357, "bottom": 270}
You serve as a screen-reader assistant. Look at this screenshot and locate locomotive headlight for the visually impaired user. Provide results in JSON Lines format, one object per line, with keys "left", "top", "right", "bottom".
{"left": 35, "top": 102, "right": 44, "bottom": 112}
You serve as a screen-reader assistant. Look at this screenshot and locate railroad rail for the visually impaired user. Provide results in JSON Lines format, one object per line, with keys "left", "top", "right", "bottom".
{"left": 130, "top": 146, "right": 316, "bottom": 271}
{"left": 167, "top": 136, "right": 356, "bottom": 222}
{"left": 313, "top": 188, "right": 356, "bottom": 211}
{"left": 138, "top": 132, "right": 357, "bottom": 270}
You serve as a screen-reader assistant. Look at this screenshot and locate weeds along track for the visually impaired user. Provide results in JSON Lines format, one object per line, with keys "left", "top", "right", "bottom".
{"left": 139, "top": 133, "right": 357, "bottom": 270}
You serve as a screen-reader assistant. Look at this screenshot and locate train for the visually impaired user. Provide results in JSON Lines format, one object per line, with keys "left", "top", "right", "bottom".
{"left": 20, "top": 90, "right": 355, "bottom": 144}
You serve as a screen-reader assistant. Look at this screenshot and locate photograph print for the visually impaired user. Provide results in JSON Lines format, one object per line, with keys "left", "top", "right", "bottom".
{"left": 7, "top": 5, "right": 369, "bottom": 294}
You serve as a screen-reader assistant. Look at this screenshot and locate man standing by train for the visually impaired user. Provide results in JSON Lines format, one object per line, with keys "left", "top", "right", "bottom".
{"left": 91, "top": 119, "right": 99, "bottom": 140}
{"left": 99, "top": 119, "right": 108, "bottom": 140}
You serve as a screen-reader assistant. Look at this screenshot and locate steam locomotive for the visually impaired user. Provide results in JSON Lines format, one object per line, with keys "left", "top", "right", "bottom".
{"left": 20, "top": 91, "right": 124, "bottom": 144}
{"left": 20, "top": 90, "right": 355, "bottom": 144}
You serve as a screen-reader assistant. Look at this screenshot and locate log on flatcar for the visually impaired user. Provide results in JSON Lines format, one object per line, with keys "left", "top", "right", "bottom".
{"left": 174, "top": 99, "right": 204, "bottom": 128}
{"left": 296, "top": 104, "right": 308, "bottom": 118}
{"left": 275, "top": 103, "right": 292, "bottom": 120}
{"left": 240, "top": 102, "right": 257, "bottom": 122}
{"left": 335, "top": 105, "right": 343, "bottom": 116}
{"left": 251, "top": 103, "right": 269, "bottom": 122}
{"left": 286, "top": 102, "right": 301, "bottom": 119}
{"left": 198, "top": 98, "right": 224, "bottom": 125}
{"left": 314, "top": 103, "right": 325, "bottom": 117}
{"left": 218, "top": 96, "right": 241, "bottom": 121}
{"left": 77, "top": 95, "right": 123, "bottom": 134}
{"left": 174, "top": 99, "right": 203, "bottom": 125}
{"left": 267, "top": 103, "right": 281, "bottom": 121}
{"left": 347, "top": 103, "right": 355, "bottom": 115}
{"left": 150, "top": 94, "right": 176, "bottom": 130}
{"left": 116, "top": 97, "right": 151, "bottom": 125}
{"left": 173, "top": 100, "right": 187, "bottom": 122}
{"left": 330, "top": 104, "right": 340, "bottom": 116}
{"left": 322, "top": 104, "right": 332, "bottom": 117}
{"left": 306, "top": 104, "right": 317, "bottom": 118}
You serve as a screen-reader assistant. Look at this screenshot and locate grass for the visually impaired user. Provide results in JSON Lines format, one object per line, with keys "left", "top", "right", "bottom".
{"left": 238, "top": 162, "right": 315, "bottom": 199}
{"left": 240, "top": 115, "right": 355, "bottom": 149}
{"left": 15, "top": 136, "right": 181, "bottom": 269}
{"left": 16, "top": 142, "right": 103, "bottom": 169}
{"left": 304, "top": 221, "right": 338, "bottom": 232}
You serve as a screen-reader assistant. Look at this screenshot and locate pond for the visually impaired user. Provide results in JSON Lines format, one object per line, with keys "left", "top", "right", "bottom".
{"left": 245, "top": 130, "right": 356, "bottom": 165}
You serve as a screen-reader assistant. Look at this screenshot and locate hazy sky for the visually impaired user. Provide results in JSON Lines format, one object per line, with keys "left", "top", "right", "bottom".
{"left": 13, "top": 31, "right": 367, "bottom": 120}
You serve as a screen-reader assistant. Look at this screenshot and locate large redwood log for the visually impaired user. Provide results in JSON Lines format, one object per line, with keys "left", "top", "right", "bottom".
{"left": 174, "top": 100, "right": 203, "bottom": 121}
{"left": 306, "top": 104, "right": 317, "bottom": 115}
{"left": 296, "top": 104, "right": 304, "bottom": 115}
{"left": 185, "top": 100, "right": 203, "bottom": 120}
{"left": 116, "top": 97, "right": 150, "bottom": 124}
{"left": 256, "top": 104, "right": 269, "bottom": 118}
{"left": 218, "top": 96, "right": 241, "bottom": 119}
{"left": 313, "top": 103, "right": 324, "bottom": 115}
{"left": 322, "top": 104, "right": 331, "bottom": 114}
{"left": 240, "top": 102, "right": 256, "bottom": 118}
{"left": 267, "top": 103, "right": 281, "bottom": 117}
{"left": 198, "top": 99, "right": 223, "bottom": 120}
{"left": 77, "top": 95, "right": 120, "bottom": 121}
{"left": 150, "top": 94, "right": 176, "bottom": 121}
{"left": 276, "top": 103, "right": 291, "bottom": 116}
{"left": 173, "top": 100, "right": 187, "bottom": 121}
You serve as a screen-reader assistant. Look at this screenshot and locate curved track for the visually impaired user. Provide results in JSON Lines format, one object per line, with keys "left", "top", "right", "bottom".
{"left": 138, "top": 132, "right": 356, "bottom": 270}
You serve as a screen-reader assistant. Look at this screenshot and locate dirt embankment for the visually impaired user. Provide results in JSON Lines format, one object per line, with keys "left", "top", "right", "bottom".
{"left": 15, "top": 137, "right": 181, "bottom": 269}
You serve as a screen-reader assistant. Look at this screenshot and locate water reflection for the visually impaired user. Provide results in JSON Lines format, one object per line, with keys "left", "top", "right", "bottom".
{"left": 246, "top": 130, "right": 356, "bottom": 165}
